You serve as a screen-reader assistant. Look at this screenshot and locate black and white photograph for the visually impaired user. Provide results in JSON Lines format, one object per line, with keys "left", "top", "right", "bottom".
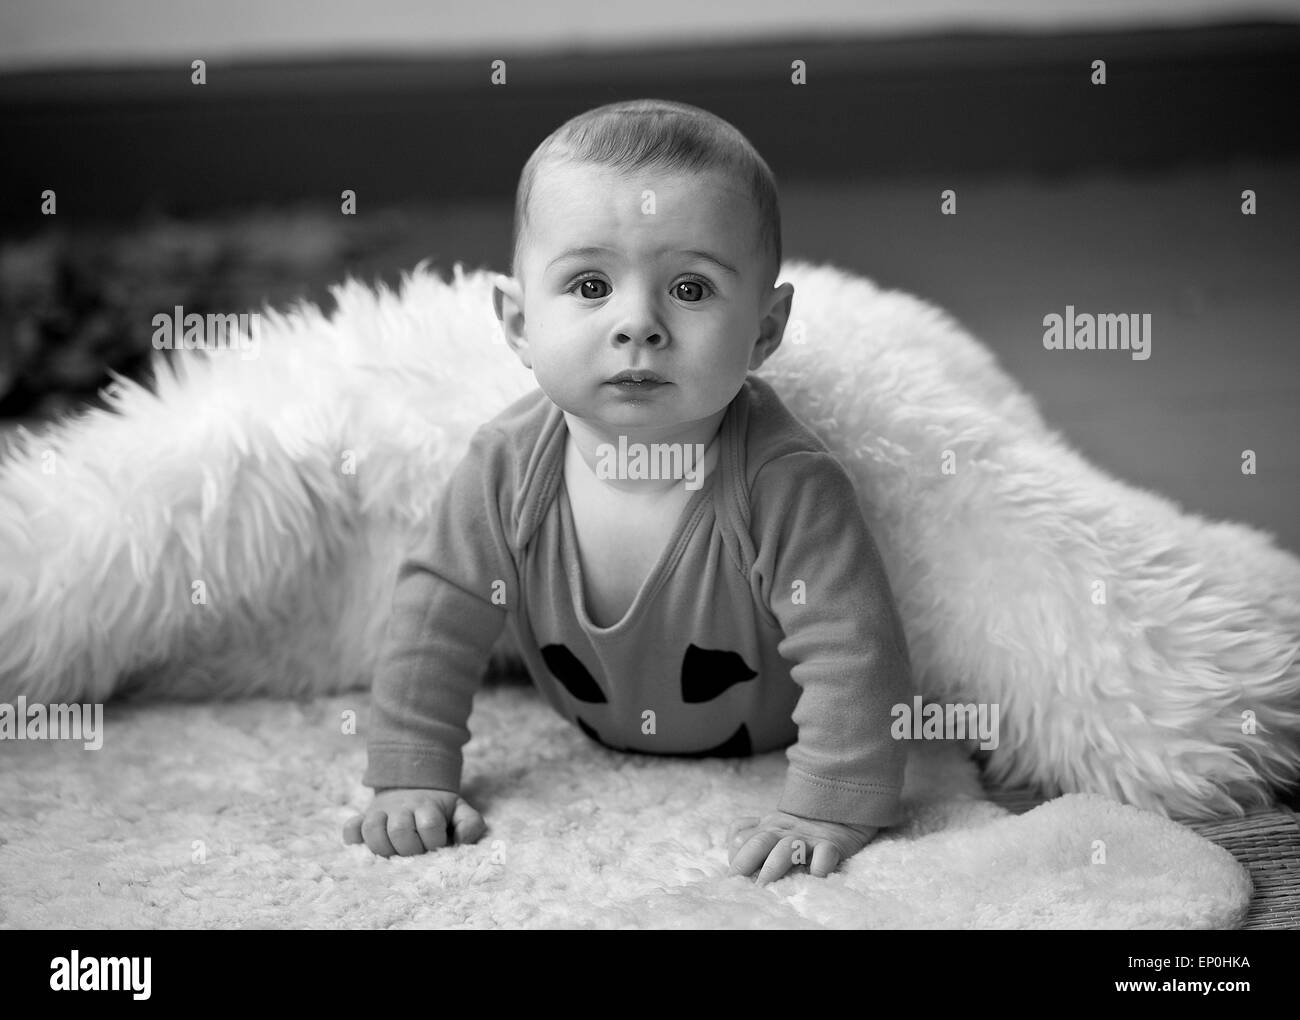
{"left": 0, "top": 0, "right": 1296, "bottom": 963}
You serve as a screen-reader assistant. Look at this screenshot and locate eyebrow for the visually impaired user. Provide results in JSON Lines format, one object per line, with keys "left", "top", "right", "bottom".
{"left": 546, "top": 246, "right": 739, "bottom": 277}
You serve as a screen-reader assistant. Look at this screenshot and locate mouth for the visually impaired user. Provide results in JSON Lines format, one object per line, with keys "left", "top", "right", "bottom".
{"left": 606, "top": 370, "right": 668, "bottom": 387}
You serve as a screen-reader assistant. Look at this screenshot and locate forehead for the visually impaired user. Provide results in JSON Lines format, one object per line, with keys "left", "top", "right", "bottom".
{"left": 526, "top": 161, "right": 754, "bottom": 250}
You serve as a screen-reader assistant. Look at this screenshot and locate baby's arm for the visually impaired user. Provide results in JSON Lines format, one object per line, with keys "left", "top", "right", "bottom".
{"left": 733, "top": 451, "right": 914, "bottom": 881}
{"left": 348, "top": 424, "right": 518, "bottom": 856}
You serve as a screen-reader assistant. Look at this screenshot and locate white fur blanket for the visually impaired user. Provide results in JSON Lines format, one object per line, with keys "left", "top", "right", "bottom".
{"left": 0, "top": 258, "right": 1297, "bottom": 830}
{"left": 0, "top": 685, "right": 1251, "bottom": 929}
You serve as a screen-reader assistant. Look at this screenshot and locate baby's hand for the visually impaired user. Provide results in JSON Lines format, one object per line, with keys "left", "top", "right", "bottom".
{"left": 343, "top": 787, "right": 486, "bottom": 857}
{"left": 727, "top": 811, "right": 879, "bottom": 885}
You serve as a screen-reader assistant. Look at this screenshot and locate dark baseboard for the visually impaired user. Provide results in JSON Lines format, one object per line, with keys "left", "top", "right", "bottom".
{"left": 1, "top": 21, "right": 1297, "bottom": 233}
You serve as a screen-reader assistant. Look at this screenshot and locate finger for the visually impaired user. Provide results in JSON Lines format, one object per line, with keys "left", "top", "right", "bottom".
{"left": 361, "top": 811, "right": 398, "bottom": 857}
{"left": 726, "top": 818, "right": 762, "bottom": 866}
{"left": 728, "top": 831, "right": 783, "bottom": 878}
{"left": 451, "top": 800, "right": 487, "bottom": 844}
{"left": 809, "top": 840, "right": 842, "bottom": 878}
{"left": 726, "top": 817, "right": 761, "bottom": 847}
{"left": 756, "top": 837, "right": 800, "bottom": 886}
{"left": 386, "top": 809, "right": 426, "bottom": 857}
{"left": 342, "top": 814, "right": 364, "bottom": 844}
{"left": 728, "top": 837, "right": 753, "bottom": 868}
{"left": 414, "top": 807, "right": 449, "bottom": 851}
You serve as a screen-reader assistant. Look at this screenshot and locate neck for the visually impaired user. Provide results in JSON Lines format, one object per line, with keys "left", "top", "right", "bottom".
{"left": 564, "top": 410, "right": 725, "bottom": 496}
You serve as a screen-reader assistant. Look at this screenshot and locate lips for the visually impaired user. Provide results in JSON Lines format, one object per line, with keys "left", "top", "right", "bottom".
{"left": 607, "top": 370, "right": 667, "bottom": 385}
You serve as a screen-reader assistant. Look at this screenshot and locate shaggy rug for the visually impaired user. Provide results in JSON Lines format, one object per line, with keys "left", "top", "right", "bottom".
{"left": 0, "top": 683, "right": 1252, "bottom": 930}
{"left": 1, "top": 259, "right": 1298, "bottom": 824}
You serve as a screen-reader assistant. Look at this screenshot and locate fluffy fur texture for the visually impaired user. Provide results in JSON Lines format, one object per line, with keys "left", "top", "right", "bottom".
{"left": 1, "top": 260, "right": 1298, "bottom": 821}
{"left": 0, "top": 686, "right": 1252, "bottom": 929}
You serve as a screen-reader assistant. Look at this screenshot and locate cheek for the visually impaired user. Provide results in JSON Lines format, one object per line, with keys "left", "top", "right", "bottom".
{"left": 718, "top": 315, "right": 761, "bottom": 365}
{"left": 530, "top": 341, "right": 585, "bottom": 395}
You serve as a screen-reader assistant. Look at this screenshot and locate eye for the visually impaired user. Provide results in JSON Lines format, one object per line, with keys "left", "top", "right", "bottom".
{"left": 570, "top": 275, "right": 610, "bottom": 299}
{"left": 673, "top": 276, "right": 713, "bottom": 302}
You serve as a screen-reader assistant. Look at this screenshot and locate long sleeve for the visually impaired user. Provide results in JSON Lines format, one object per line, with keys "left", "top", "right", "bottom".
{"left": 748, "top": 451, "right": 914, "bottom": 827}
{"left": 362, "top": 423, "right": 519, "bottom": 792}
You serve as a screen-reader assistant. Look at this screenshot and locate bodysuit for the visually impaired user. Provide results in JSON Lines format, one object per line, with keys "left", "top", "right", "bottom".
{"left": 363, "top": 373, "right": 914, "bottom": 826}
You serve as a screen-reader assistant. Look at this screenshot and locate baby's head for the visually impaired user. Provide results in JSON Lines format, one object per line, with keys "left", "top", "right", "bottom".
{"left": 493, "top": 98, "right": 795, "bottom": 437}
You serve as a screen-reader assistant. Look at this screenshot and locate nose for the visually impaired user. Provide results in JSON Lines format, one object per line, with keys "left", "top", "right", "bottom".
{"left": 615, "top": 329, "right": 665, "bottom": 349}
{"left": 611, "top": 289, "right": 668, "bottom": 348}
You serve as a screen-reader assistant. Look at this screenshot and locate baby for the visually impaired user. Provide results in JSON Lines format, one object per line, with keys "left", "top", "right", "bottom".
{"left": 343, "top": 98, "right": 914, "bottom": 885}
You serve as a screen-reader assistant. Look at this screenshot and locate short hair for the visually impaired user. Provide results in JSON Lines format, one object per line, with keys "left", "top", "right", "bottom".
{"left": 510, "top": 98, "right": 782, "bottom": 288}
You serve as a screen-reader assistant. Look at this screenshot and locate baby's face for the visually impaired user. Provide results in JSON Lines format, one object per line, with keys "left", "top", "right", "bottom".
{"left": 494, "top": 161, "right": 792, "bottom": 439}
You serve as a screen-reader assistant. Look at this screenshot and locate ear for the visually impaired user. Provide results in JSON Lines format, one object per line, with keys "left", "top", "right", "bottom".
{"left": 748, "top": 281, "right": 795, "bottom": 371}
{"left": 491, "top": 273, "right": 533, "bottom": 369}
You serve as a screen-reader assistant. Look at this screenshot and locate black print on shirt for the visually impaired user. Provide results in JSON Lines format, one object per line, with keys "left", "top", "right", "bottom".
{"left": 680, "top": 643, "right": 758, "bottom": 702}
{"left": 545, "top": 641, "right": 759, "bottom": 759}
{"left": 576, "top": 718, "right": 752, "bottom": 758}
{"left": 540, "top": 644, "right": 607, "bottom": 703}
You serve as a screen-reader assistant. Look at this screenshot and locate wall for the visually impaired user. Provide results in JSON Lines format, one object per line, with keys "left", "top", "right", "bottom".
{"left": 2, "top": 0, "right": 1298, "bottom": 70}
